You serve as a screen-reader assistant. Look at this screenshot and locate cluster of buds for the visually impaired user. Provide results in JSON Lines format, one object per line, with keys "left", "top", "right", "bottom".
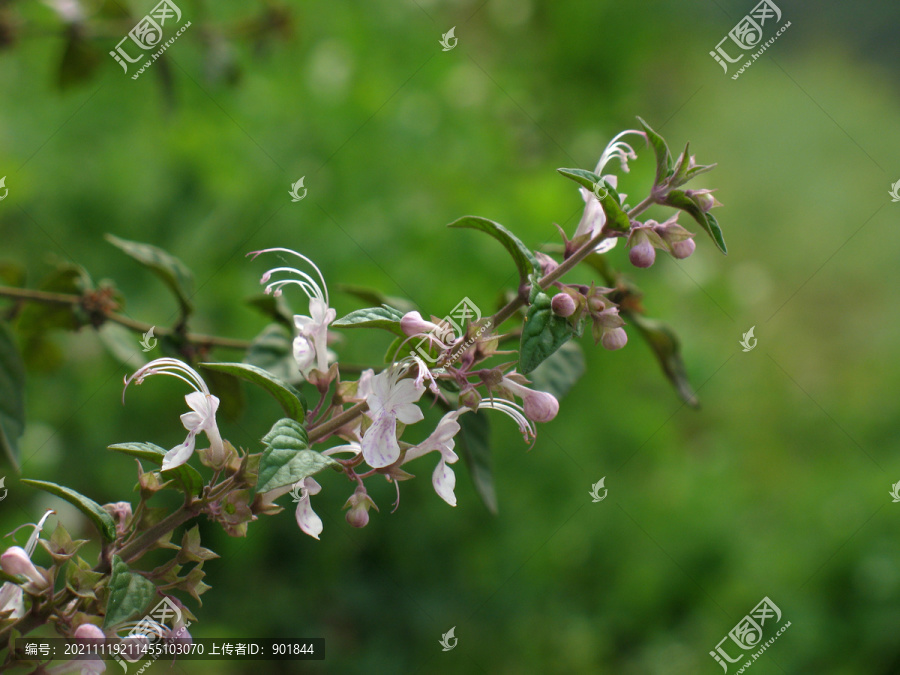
{"left": 549, "top": 284, "right": 627, "bottom": 351}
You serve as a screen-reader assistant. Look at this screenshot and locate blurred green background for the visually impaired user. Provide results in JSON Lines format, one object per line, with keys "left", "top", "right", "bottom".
{"left": 1, "top": 0, "right": 899, "bottom": 672}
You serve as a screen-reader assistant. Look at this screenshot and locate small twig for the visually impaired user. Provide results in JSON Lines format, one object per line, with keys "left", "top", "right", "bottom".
{"left": 0, "top": 285, "right": 251, "bottom": 350}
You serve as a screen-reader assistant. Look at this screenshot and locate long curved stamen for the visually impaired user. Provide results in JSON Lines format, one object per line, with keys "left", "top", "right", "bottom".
{"left": 259, "top": 266, "right": 325, "bottom": 303}
{"left": 478, "top": 399, "right": 537, "bottom": 443}
{"left": 123, "top": 358, "right": 210, "bottom": 404}
{"left": 247, "top": 248, "right": 329, "bottom": 306}
{"left": 595, "top": 129, "right": 645, "bottom": 175}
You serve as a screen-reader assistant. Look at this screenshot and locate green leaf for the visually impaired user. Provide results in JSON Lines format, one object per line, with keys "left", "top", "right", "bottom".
{"left": 525, "top": 340, "right": 586, "bottom": 400}
{"left": 0, "top": 322, "right": 25, "bottom": 469}
{"left": 556, "top": 169, "right": 631, "bottom": 233}
{"left": 97, "top": 323, "right": 146, "bottom": 368}
{"left": 448, "top": 216, "right": 539, "bottom": 281}
{"left": 245, "top": 293, "right": 294, "bottom": 330}
{"left": 199, "top": 366, "right": 245, "bottom": 422}
{"left": 519, "top": 292, "right": 580, "bottom": 374}
{"left": 20, "top": 479, "right": 116, "bottom": 541}
{"left": 103, "top": 555, "right": 157, "bottom": 629}
{"left": 626, "top": 313, "right": 699, "bottom": 408}
{"left": 0, "top": 261, "right": 26, "bottom": 288}
{"left": 257, "top": 418, "right": 338, "bottom": 493}
{"left": 17, "top": 264, "right": 91, "bottom": 336}
{"left": 636, "top": 116, "right": 673, "bottom": 184}
{"left": 58, "top": 31, "right": 102, "bottom": 90}
{"left": 336, "top": 284, "right": 417, "bottom": 314}
{"left": 333, "top": 305, "right": 406, "bottom": 337}
{"left": 107, "top": 442, "right": 204, "bottom": 496}
{"left": 664, "top": 190, "right": 727, "bottom": 254}
{"left": 457, "top": 411, "right": 497, "bottom": 515}
{"left": 105, "top": 234, "right": 194, "bottom": 315}
{"left": 243, "top": 324, "right": 302, "bottom": 385}
{"left": 200, "top": 362, "right": 305, "bottom": 421}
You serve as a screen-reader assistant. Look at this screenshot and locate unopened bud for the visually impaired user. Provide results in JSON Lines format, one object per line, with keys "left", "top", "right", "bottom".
{"left": 629, "top": 240, "right": 656, "bottom": 268}
{"left": 343, "top": 487, "right": 377, "bottom": 528}
{"left": 0, "top": 547, "right": 47, "bottom": 588}
{"left": 551, "top": 292, "right": 576, "bottom": 317}
{"left": 74, "top": 624, "right": 105, "bottom": 641}
{"left": 670, "top": 238, "right": 696, "bottom": 259}
{"left": 400, "top": 311, "right": 437, "bottom": 338}
{"left": 601, "top": 327, "right": 628, "bottom": 351}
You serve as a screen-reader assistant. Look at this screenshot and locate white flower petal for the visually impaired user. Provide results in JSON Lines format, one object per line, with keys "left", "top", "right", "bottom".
{"left": 295, "top": 496, "right": 323, "bottom": 539}
{"left": 361, "top": 413, "right": 401, "bottom": 468}
{"left": 162, "top": 433, "right": 197, "bottom": 470}
{"left": 432, "top": 459, "right": 457, "bottom": 507}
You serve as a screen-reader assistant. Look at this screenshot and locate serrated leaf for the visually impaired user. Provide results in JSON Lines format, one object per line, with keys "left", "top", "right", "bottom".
{"left": 243, "top": 324, "right": 303, "bottom": 385}
{"left": 448, "top": 216, "right": 539, "bottom": 281}
{"left": 20, "top": 479, "right": 116, "bottom": 541}
{"left": 664, "top": 190, "right": 727, "bottom": 254}
{"left": 457, "top": 411, "right": 497, "bottom": 515}
{"left": 103, "top": 555, "right": 156, "bottom": 629}
{"left": 519, "top": 292, "right": 580, "bottom": 374}
{"left": 108, "top": 442, "right": 204, "bottom": 496}
{"left": 525, "top": 340, "right": 586, "bottom": 400}
{"left": 0, "top": 322, "right": 25, "bottom": 469}
{"left": 200, "top": 362, "right": 305, "bottom": 421}
{"left": 636, "top": 116, "right": 672, "bottom": 184}
{"left": 556, "top": 169, "right": 631, "bottom": 232}
{"left": 333, "top": 305, "right": 406, "bottom": 336}
{"left": 626, "top": 313, "right": 699, "bottom": 408}
{"left": 257, "top": 418, "right": 337, "bottom": 493}
{"left": 105, "top": 234, "right": 194, "bottom": 315}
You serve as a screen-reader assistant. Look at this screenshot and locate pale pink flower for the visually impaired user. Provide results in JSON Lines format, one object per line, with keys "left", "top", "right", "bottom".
{"left": 249, "top": 248, "right": 335, "bottom": 376}
{"left": 402, "top": 410, "right": 466, "bottom": 506}
{"left": 361, "top": 368, "right": 425, "bottom": 468}
{"left": 124, "top": 358, "right": 224, "bottom": 470}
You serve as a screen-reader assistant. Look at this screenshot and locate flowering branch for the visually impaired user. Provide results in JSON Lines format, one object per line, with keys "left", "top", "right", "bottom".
{"left": 0, "top": 118, "right": 726, "bottom": 671}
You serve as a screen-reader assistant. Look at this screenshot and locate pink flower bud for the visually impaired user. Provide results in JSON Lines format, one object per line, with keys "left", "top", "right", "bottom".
{"left": 343, "top": 487, "right": 377, "bottom": 528}
{"left": 551, "top": 293, "right": 576, "bottom": 317}
{"left": 1, "top": 547, "right": 46, "bottom": 588}
{"left": 400, "top": 311, "right": 436, "bottom": 338}
{"left": 74, "top": 624, "right": 105, "bottom": 641}
{"left": 522, "top": 389, "right": 559, "bottom": 423}
{"left": 346, "top": 503, "right": 370, "bottom": 528}
{"left": 601, "top": 327, "right": 628, "bottom": 351}
{"left": 670, "top": 238, "right": 696, "bottom": 259}
{"left": 629, "top": 240, "right": 656, "bottom": 268}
